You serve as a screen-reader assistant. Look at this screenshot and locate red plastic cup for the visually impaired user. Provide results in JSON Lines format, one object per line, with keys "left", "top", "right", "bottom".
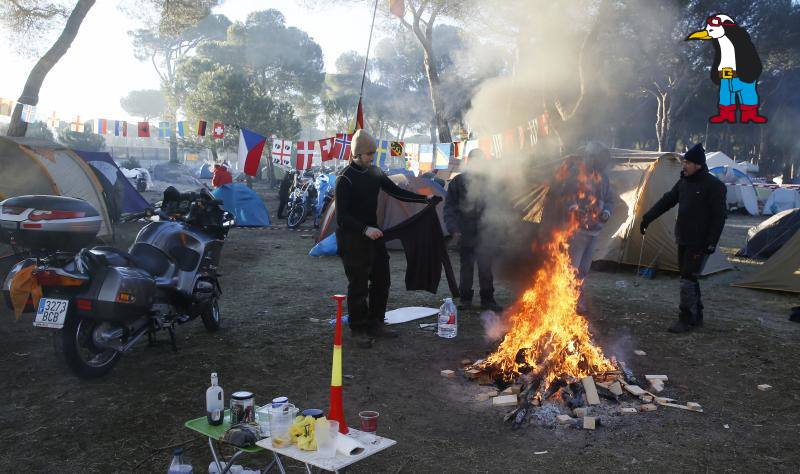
{"left": 358, "top": 411, "right": 379, "bottom": 444}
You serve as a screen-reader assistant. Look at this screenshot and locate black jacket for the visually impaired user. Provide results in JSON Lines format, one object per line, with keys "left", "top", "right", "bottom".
{"left": 642, "top": 168, "right": 727, "bottom": 248}
{"left": 383, "top": 204, "right": 459, "bottom": 297}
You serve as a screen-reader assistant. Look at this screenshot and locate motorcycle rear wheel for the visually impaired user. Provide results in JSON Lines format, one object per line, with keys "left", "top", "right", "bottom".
{"left": 287, "top": 203, "right": 307, "bottom": 228}
{"left": 55, "top": 315, "right": 121, "bottom": 379}
{"left": 201, "top": 297, "right": 221, "bottom": 332}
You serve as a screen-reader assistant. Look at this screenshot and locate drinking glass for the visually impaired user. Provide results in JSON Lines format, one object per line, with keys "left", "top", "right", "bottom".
{"left": 358, "top": 411, "right": 379, "bottom": 444}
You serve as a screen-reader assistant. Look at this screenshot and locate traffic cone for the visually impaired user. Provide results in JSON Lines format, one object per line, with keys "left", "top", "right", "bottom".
{"left": 327, "top": 294, "right": 349, "bottom": 434}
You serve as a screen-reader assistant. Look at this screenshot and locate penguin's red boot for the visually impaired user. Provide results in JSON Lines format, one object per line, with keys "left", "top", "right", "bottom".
{"left": 709, "top": 104, "right": 737, "bottom": 123}
{"left": 740, "top": 104, "right": 768, "bottom": 123}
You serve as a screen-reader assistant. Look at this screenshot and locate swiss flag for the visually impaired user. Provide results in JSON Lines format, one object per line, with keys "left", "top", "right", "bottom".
{"left": 212, "top": 121, "right": 225, "bottom": 139}
{"left": 138, "top": 122, "right": 150, "bottom": 138}
{"left": 330, "top": 133, "right": 353, "bottom": 161}
{"left": 318, "top": 137, "right": 335, "bottom": 162}
{"left": 296, "top": 141, "right": 316, "bottom": 170}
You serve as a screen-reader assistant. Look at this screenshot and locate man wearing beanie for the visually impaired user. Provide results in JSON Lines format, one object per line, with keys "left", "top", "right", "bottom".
{"left": 336, "top": 129, "right": 437, "bottom": 348}
{"left": 640, "top": 143, "right": 726, "bottom": 333}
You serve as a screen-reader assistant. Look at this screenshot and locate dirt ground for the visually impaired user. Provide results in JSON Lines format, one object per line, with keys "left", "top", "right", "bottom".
{"left": 2, "top": 182, "right": 799, "bottom": 473}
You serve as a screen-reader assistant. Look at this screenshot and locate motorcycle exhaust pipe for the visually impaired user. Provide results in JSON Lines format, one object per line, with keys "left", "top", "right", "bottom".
{"left": 94, "top": 319, "right": 150, "bottom": 352}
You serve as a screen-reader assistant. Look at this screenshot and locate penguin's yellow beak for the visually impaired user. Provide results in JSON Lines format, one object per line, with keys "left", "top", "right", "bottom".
{"left": 686, "top": 30, "right": 711, "bottom": 41}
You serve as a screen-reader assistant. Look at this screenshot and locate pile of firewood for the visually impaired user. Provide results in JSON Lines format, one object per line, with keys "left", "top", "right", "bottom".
{"left": 447, "top": 357, "right": 702, "bottom": 430}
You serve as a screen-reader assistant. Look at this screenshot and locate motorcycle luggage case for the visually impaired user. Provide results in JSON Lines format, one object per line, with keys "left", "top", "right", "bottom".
{"left": 0, "top": 195, "right": 102, "bottom": 251}
{"left": 77, "top": 266, "right": 155, "bottom": 322}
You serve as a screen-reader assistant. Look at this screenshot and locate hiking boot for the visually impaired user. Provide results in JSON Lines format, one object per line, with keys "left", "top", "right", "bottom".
{"left": 367, "top": 326, "right": 399, "bottom": 339}
{"left": 457, "top": 299, "right": 473, "bottom": 310}
{"left": 480, "top": 299, "right": 503, "bottom": 312}
{"left": 667, "top": 320, "right": 693, "bottom": 333}
{"left": 351, "top": 329, "right": 374, "bottom": 348}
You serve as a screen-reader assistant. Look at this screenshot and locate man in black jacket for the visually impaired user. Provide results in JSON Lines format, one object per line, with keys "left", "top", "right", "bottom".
{"left": 335, "top": 130, "right": 435, "bottom": 348}
{"left": 640, "top": 143, "right": 726, "bottom": 333}
{"left": 444, "top": 149, "right": 502, "bottom": 312}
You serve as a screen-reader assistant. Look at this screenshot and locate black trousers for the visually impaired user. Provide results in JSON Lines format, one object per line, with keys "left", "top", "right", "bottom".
{"left": 459, "top": 245, "right": 494, "bottom": 302}
{"left": 338, "top": 231, "right": 390, "bottom": 333}
{"left": 677, "top": 245, "right": 707, "bottom": 324}
{"left": 277, "top": 197, "right": 289, "bottom": 218}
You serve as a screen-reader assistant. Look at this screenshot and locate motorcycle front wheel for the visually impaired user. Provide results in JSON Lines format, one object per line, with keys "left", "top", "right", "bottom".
{"left": 287, "top": 202, "right": 307, "bottom": 228}
{"left": 54, "top": 314, "right": 121, "bottom": 379}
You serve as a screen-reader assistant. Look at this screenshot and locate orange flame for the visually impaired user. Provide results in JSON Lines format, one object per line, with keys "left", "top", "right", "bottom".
{"left": 481, "top": 159, "right": 613, "bottom": 390}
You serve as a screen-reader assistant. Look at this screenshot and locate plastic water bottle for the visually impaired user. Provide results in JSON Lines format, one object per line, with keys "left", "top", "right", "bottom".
{"left": 437, "top": 298, "right": 458, "bottom": 338}
{"left": 167, "top": 448, "right": 193, "bottom": 474}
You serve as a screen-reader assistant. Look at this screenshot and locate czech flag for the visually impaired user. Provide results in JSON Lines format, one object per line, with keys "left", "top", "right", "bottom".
{"left": 238, "top": 127, "right": 267, "bottom": 177}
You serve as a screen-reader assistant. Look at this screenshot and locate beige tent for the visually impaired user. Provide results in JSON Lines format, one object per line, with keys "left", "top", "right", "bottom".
{"left": 592, "top": 153, "right": 732, "bottom": 275}
{"left": 731, "top": 230, "right": 800, "bottom": 293}
{"left": 0, "top": 136, "right": 113, "bottom": 238}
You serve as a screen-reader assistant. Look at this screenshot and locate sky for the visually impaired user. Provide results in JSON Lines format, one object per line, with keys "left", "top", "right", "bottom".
{"left": 0, "top": 0, "right": 380, "bottom": 122}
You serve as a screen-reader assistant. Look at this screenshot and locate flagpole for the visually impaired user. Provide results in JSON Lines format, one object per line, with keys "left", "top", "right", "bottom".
{"left": 348, "top": 0, "right": 380, "bottom": 132}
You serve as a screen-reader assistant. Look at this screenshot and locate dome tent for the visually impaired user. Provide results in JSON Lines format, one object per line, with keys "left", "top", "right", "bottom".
{"left": 0, "top": 136, "right": 113, "bottom": 238}
{"left": 211, "top": 183, "right": 270, "bottom": 227}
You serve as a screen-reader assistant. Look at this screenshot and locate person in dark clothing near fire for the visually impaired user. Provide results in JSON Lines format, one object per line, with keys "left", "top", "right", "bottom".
{"left": 277, "top": 170, "right": 293, "bottom": 219}
{"left": 336, "top": 129, "right": 437, "bottom": 348}
{"left": 444, "top": 148, "right": 503, "bottom": 312}
{"left": 640, "top": 143, "right": 726, "bottom": 333}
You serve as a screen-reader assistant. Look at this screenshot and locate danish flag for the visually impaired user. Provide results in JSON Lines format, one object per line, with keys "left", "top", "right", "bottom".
{"left": 296, "top": 141, "right": 316, "bottom": 170}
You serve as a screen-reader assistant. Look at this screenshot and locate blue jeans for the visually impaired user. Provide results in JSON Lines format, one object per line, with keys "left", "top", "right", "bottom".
{"left": 719, "top": 78, "right": 758, "bottom": 106}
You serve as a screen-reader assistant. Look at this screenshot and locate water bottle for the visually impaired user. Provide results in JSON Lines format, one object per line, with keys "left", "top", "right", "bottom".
{"left": 437, "top": 298, "right": 457, "bottom": 338}
{"left": 206, "top": 373, "right": 224, "bottom": 426}
{"left": 167, "top": 448, "right": 193, "bottom": 474}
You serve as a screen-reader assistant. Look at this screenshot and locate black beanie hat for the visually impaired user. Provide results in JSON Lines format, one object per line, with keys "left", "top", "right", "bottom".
{"left": 683, "top": 143, "right": 706, "bottom": 166}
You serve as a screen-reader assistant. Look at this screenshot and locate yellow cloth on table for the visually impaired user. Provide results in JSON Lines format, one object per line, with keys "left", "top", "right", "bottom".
{"left": 289, "top": 415, "right": 318, "bottom": 451}
{"left": 9, "top": 265, "right": 42, "bottom": 321}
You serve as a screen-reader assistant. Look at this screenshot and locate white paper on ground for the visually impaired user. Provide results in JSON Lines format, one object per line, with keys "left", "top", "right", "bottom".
{"left": 384, "top": 306, "right": 439, "bottom": 325}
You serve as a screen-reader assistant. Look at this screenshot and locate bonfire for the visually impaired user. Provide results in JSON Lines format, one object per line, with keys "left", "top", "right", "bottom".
{"left": 465, "top": 160, "right": 700, "bottom": 429}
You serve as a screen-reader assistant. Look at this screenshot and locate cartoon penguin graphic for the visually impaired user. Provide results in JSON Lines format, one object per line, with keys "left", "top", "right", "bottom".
{"left": 686, "top": 14, "right": 767, "bottom": 124}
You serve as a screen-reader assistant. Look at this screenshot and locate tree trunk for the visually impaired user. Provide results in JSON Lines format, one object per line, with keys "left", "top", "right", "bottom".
{"left": 6, "top": 0, "right": 96, "bottom": 137}
{"left": 420, "top": 43, "right": 451, "bottom": 143}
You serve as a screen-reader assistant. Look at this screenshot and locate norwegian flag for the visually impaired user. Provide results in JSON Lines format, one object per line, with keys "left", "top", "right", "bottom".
{"left": 271, "top": 139, "right": 293, "bottom": 166}
{"left": 331, "top": 133, "right": 353, "bottom": 161}
{"left": 296, "top": 141, "right": 316, "bottom": 170}
{"left": 318, "top": 137, "right": 335, "bottom": 161}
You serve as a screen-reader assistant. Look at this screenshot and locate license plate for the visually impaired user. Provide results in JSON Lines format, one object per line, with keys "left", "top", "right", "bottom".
{"left": 34, "top": 298, "right": 69, "bottom": 329}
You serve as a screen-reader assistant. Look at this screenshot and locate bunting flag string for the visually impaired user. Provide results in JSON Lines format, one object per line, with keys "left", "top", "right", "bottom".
{"left": 0, "top": 95, "right": 555, "bottom": 172}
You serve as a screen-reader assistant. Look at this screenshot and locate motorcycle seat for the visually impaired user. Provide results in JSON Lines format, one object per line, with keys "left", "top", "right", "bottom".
{"left": 88, "top": 246, "right": 140, "bottom": 268}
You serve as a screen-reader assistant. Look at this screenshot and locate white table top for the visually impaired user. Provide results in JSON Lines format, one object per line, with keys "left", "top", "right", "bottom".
{"left": 255, "top": 428, "right": 396, "bottom": 472}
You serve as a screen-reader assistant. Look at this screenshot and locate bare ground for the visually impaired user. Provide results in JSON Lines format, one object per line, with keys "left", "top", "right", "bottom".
{"left": 1, "top": 185, "right": 799, "bottom": 473}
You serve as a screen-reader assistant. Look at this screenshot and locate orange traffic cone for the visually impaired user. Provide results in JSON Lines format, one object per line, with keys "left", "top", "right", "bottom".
{"left": 327, "top": 294, "right": 349, "bottom": 434}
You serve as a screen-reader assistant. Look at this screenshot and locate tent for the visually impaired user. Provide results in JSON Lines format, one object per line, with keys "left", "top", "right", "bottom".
{"left": 317, "top": 173, "right": 448, "bottom": 247}
{"left": 0, "top": 136, "right": 113, "bottom": 237}
{"left": 211, "top": 183, "right": 270, "bottom": 227}
{"left": 736, "top": 208, "right": 800, "bottom": 259}
{"left": 592, "top": 153, "right": 732, "bottom": 275}
{"left": 763, "top": 187, "right": 800, "bottom": 215}
{"left": 732, "top": 229, "right": 800, "bottom": 293}
{"left": 709, "top": 166, "right": 759, "bottom": 215}
{"left": 74, "top": 151, "right": 150, "bottom": 216}
{"left": 197, "top": 163, "right": 214, "bottom": 179}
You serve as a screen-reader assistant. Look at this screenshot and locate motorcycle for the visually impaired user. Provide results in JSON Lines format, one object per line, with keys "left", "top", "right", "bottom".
{"left": 1, "top": 187, "right": 234, "bottom": 378}
{"left": 286, "top": 171, "right": 319, "bottom": 229}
